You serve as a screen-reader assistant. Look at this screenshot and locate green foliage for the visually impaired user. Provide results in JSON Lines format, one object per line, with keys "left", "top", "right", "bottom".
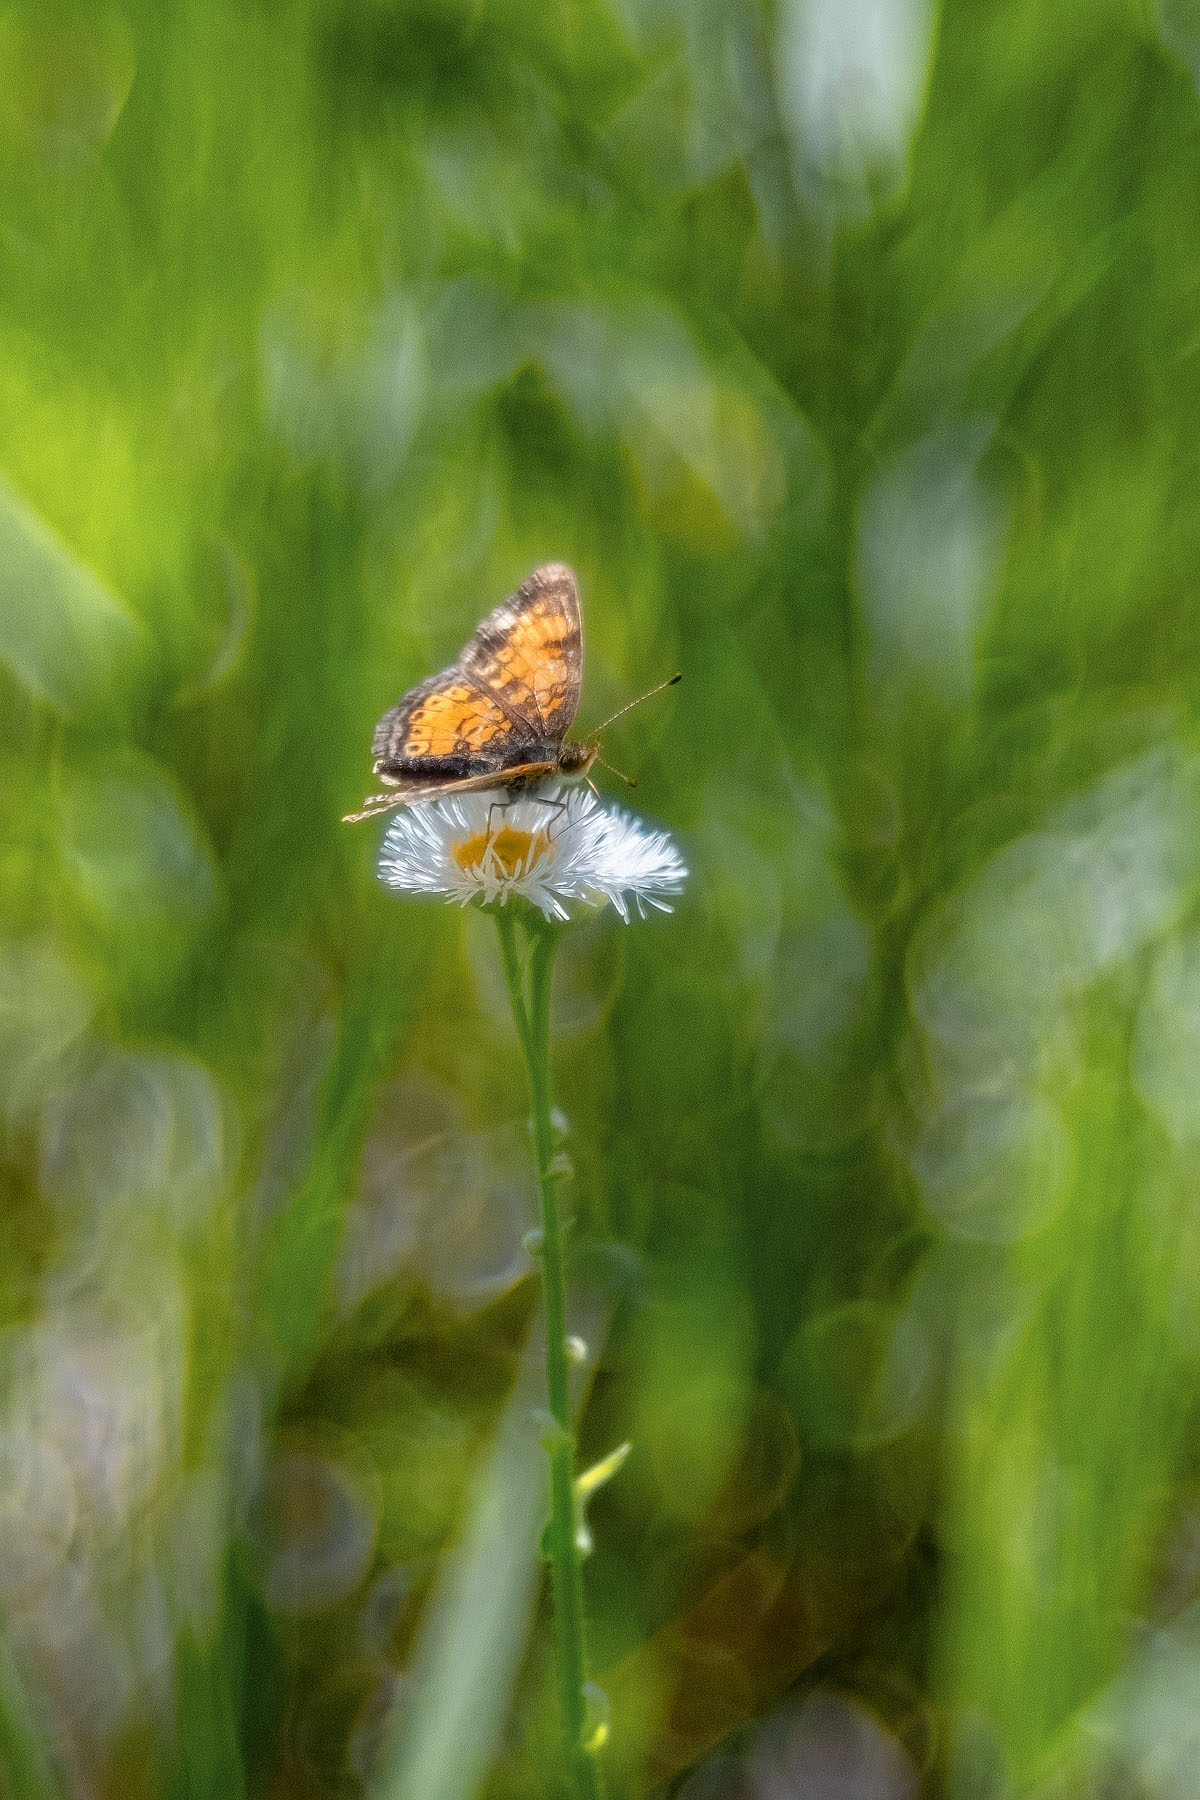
{"left": 4, "top": 0, "right": 1200, "bottom": 1795}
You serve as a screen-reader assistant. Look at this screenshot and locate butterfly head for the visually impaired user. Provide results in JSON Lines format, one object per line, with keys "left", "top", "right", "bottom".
{"left": 558, "top": 739, "right": 598, "bottom": 776}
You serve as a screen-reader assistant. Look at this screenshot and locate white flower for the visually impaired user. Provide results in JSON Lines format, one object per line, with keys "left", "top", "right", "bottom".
{"left": 377, "top": 784, "right": 687, "bottom": 923}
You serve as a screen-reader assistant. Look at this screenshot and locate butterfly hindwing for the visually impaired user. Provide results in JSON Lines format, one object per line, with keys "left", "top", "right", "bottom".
{"left": 371, "top": 667, "right": 528, "bottom": 780}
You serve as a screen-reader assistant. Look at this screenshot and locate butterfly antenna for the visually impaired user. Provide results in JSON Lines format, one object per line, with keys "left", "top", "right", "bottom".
{"left": 592, "top": 671, "right": 681, "bottom": 735}
{"left": 596, "top": 755, "right": 638, "bottom": 788}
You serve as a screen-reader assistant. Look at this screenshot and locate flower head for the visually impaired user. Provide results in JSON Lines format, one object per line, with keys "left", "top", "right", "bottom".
{"left": 377, "top": 785, "right": 687, "bottom": 922}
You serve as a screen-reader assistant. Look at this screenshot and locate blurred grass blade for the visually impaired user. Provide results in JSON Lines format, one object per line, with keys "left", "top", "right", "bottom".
{"left": 0, "top": 475, "right": 145, "bottom": 719}
{"left": 370, "top": 1337, "right": 546, "bottom": 1800}
{"left": 0, "top": 1629, "right": 63, "bottom": 1800}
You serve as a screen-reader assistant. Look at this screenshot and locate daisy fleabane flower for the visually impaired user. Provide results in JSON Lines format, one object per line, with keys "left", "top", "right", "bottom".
{"left": 377, "top": 784, "right": 687, "bottom": 922}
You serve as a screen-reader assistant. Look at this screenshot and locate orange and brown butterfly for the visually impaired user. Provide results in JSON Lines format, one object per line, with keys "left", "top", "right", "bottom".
{"left": 344, "top": 563, "right": 677, "bottom": 824}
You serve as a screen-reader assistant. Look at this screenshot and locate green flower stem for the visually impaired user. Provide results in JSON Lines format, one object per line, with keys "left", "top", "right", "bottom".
{"left": 495, "top": 906, "right": 602, "bottom": 1800}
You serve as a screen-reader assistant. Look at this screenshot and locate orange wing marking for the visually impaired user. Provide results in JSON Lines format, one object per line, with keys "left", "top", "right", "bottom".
{"left": 461, "top": 567, "right": 582, "bottom": 739}
{"left": 400, "top": 684, "right": 515, "bottom": 758}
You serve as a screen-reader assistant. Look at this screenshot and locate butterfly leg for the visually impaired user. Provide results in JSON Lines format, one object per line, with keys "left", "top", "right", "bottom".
{"left": 533, "top": 790, "right": 573, "bottom": 841}
{"left": 485, "top": 792, "right": 523, "bottom": 841}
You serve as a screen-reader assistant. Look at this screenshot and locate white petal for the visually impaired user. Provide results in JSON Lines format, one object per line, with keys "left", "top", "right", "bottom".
{"left": 376, "top": 784, "right": 686, "bottom": 922}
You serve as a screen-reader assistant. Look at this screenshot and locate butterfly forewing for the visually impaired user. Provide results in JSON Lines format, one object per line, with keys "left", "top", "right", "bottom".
{"left": 460, "top": 563, "right": 583, "bottom": 742}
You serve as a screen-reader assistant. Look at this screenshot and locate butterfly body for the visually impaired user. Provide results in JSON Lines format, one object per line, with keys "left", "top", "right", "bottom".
{"left": 345, "top": 563, "right": 596, "bottom": 823}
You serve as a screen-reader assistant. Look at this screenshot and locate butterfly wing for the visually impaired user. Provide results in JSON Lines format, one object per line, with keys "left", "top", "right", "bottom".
{"left": 459, "top": 562, "right": 583, "bottom": 745}
{"left": 366, "top": 562, "right": 583, "bottom": 797}
{"left": 371, "top": 667, "right": 536, "bottom": 781}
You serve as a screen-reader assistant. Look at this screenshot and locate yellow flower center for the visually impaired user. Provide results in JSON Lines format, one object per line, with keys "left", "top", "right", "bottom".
{"left": 453, "top": 824, "right": 549, "bottom": 878}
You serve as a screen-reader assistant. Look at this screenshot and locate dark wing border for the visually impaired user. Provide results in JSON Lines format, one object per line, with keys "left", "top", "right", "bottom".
{"left": 372, "top": 666, "right": 456, "bottom": 766}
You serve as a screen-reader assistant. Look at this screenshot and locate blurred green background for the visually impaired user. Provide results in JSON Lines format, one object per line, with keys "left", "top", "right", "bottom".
{"left": 6, "top": 1, "right": 1200, "bottom": 1795}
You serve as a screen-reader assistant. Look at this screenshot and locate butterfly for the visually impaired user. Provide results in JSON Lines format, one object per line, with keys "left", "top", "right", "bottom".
{"left": 344, "top": 563, "right": 677, "bottom": 823}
